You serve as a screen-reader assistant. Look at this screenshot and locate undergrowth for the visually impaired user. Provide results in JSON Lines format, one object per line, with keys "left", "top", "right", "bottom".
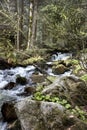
{"left": 33, "top": 92, "right": 87, "bottom": 121}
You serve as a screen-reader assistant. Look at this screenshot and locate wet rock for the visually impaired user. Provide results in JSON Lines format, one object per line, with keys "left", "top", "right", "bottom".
{"left": 4, "top": 82, "right": 16, "bottom": 90}
{"left": 16, "top": 76, "right": 27, "bottom": 85}
{"left": 0, "top": 81, "right": 15, "bottom": 90}
{"left": 52, "top": 64, "right": 69, "bottom": 74}
{"left": 0, "top": 91, "right": 16, "bottom": 119}
{"left": 1, "top": 102, "right": 17, "bottom": 122}
{"left": 15, "top": 99, "right": 65, "bottom": 130}
{"left": 24, "top": 86, "right": 36, "bottom": 94}
{"left": 7, "top": 120, "right": 21, "bottom": 130}
{"left": 0, "top": 58, "right": 12, "bottom": 70}
{"left": 31, "top": 74, "right": 46, "bottom": 83}
{"left": 15, "top": 98, "right": 87, "bottom": 130}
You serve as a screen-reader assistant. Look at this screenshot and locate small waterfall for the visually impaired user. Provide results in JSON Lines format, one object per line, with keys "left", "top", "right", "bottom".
{"left": 51, "top": 52, "right": 72, "bottom": 61}
{"left": 46, "top": 52, "right": 72, "bottom": 76}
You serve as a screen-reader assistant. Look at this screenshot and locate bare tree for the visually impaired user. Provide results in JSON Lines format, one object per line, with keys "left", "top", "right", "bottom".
{"left": 17, "top": 0, "right": 24, "bottom": 50}
{"left": 30, "top": 0, "right": 38, "bottom": 48}
{"left": 27, "top": 0, "right": 33, "bottom": 49}
{"left": 27, "top": 0, "right": 38, "bottom": 49}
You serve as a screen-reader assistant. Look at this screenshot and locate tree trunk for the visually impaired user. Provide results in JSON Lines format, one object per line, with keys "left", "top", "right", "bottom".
{"left": 30, "top": 0, "right": 38, "bottom": 49}
{"left": 27, "top": 0, "right": 38, "bottom": 49}
{"left": 17, "top": 0, "right": 24, "bottom": 50}
{"left": 27, "top": 0, "right": 33, "bottom": 49}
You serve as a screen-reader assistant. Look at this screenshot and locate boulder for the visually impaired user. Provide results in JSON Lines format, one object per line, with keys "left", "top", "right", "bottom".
{"left": 16, "top": 76, "right": 27, "bottom": 85}
{"left": 0, "top": 91, "right": 16, "bottom": 119}
{"left": 31, "top": 74, "right": 46, "bottom": 83}
{"left": 17, "top": 86, "right": 36, "bottom": 97}
{"left": 42, "top": 75, "right": 87, "bottom": 105}
{"left": 0, "top": 81, "right": 16, "bottom": 90}
{"left": 1, "top": 102, "right": 17, "bottom": 122}
{"left": 15, "top": 98, "right": 87, "bottom": 130}
{"left": 24, "top": 86, "right": 36, "bottom": 94}
{"left": 52, "top": 64, "right": 69, "bottom": 74}
{"left": 15, "top": 99, "right": 65, "bottom": 130}
{"left": 4, "top": 82, "right": 16, "bottom": 90}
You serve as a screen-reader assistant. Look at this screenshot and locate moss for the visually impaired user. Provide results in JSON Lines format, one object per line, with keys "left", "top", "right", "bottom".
{"left": 80, "top": 74, "right": 87, "bottom": 82}
{"left": 23, "top": 56, "right": 44, "bottom": 65}
{"left": 33, "top": 92, "right": 87, "bottom": 121}
{"left": 71, "top": 59, "right": 79, "bottom": 65}
{"left": 74, "top": 64, "right": 81, "bottom": 74}
{"left": 52, "top": 64, "right": 68, "bottom": 74}
{"left": 36, "top": 85, "right": 44, "bottom": 92}
{"left": 47, "top": 76, "right": 56, "bottom": 83}
{"left": 52, "top": 61, "right": 59, "bottom": 66}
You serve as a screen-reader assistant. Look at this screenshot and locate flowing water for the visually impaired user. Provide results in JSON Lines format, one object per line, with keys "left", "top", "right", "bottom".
{"left": 0, "top": 122, "right": 7, "bottom": 130}
{"left": 47, "top": 52, "right": 72, "bottom": 76}
{"left": 0, "top": 52, "right": 72, "bottom": 130}
{"left": 51, "top": 52, "right": 72, "bottom": 61}
{"left": 0, "top": 65, "right": 35, "bottom": 97}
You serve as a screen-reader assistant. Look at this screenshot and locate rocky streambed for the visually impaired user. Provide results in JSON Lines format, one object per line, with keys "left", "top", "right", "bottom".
{"left": 0, "top": 52, "right": 87, "bottom": 130}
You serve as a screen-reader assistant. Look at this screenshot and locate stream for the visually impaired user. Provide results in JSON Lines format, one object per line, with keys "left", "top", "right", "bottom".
{"left": 0, "top": 52, "right": 72, "bottom": 130}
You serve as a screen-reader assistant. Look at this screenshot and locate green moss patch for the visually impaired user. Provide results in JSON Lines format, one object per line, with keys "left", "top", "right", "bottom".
{"left": 33, "top": 92, "right": 86, "bottom": 121}
{"left": 23, "top": 56, "right": 44, "bottom": 65}
{"left": 71, "top": 59, "right": 79, "bottom": 65}
{"left": 80, "top": 74, "right": 87, "bottom": 82}
{"left": 73, "top": 64, "right": 81, "bottom": 74}
{"left": 47, "top": 76, "right": 56, "bottom": 83}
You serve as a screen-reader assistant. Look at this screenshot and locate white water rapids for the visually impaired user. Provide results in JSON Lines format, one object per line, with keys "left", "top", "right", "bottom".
{"left": 0, "top": 52, "right": 72, "bottom": 130}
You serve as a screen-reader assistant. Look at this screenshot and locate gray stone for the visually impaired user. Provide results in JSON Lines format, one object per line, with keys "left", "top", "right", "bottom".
{"left": 42, "top": 75, "right": 87, "bottom": 105}
{"left": 15, "top": 98, "right": 65, "bottom": 130}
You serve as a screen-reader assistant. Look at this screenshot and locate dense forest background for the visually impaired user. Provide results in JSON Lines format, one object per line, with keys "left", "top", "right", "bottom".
{"left": 0, "top": 0, "right": 87, "bottom": 52}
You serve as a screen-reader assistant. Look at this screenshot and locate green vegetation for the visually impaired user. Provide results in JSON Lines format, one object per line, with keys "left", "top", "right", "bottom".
{"left": 23, "top": 56, "right": 44, "bottom": 65}
{"left": 80, "top": 74, "right": 87, "bottom": 82}
{"left": 47, "top": 76, "right": 56, "bottom": 83}
{"left": 38, "top": 0, "right": 87, "bottom": 50}
{"left": 73, "top": 64, "right": 81, "bottom": 74}
{"left": 71, "top": 59, "right": 79, "bottom": 65}
{"left": 33, "top": 92, "right": 87, "bottom": 121}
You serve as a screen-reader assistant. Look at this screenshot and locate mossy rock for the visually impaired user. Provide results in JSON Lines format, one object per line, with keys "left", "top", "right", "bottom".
{"left": 71, "top": 59, "right": 79, "bottom": 65}
{"left": 52, "top": 64, "right": 69, "bottom": 74}
{"left": 31, "top": 74, "right": 46, "bottom": 83}
{"left": 76, "top": 69, "right": 87, "bottom": 77}
{"left": 23, "top": 56, "right": 44, "bottom": 65}
{"left": 52, "top": 61, "right": 60, "bottom": 66}
{"left": 73, "top": 64, "right": 81, "bottom": 75}
{"left": 80, "top": 74, "right": 87, "bottom": 83}
{"left": 47, "top": 76, "right": 56, "bottom": 83}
